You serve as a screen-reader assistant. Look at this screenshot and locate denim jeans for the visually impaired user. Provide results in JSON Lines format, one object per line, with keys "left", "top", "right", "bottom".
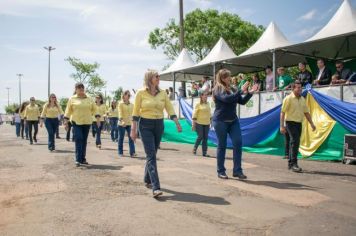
{"left": 45, "top": 118, "right": 59, "bottom": 150}
{"left": 194, "top": 124, "right": 209, "bottom": 155}
{"left": 93, "top": 121, "right": 104, "bottom": 145}
{"left": 213, "top": 119, "right": 243, "bottom": 175}
{"left": 286, "top": 121, "right": 302, "bottom": 167}
{"left": 21, "top": 119, "right": 29, "bottom": 139}
{"left": 15, "top": 122, "right": 21, "bottom": 137}
{"left": 139, "top": 118, "right": 164, "bottom": 191}
{"left": 72, "top": 122, "right": 90, "bottom": 163}
{"left": 28, "top": 120, "right": 39, "bottom": 143}
{"left": 118, "top": 125, "right": 135, "bottom": 155}
{"left": 109, "top": 118, "right": 118, "bottom": 141}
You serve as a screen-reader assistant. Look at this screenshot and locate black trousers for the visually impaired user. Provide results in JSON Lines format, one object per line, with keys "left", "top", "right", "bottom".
{"left": 284, "top": 130, "right": 290, "bottom": 158}
{"left": 285, "top": 121, "right": 302, "bottom": 167}
{"left": 194, "top": 124, "right": 209, "bottom": 155}
{"left": 28, "top": 120, "right": 39, "bottom": 143}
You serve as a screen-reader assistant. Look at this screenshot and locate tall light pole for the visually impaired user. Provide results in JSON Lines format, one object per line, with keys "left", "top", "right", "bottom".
{"left": 179, "top": 0, "right": 186, "bottom": 97}
{"left": 44, "top": 46, "right": 56, "bottom": 98}
{"left": 16, "top": 73, "right": 23, "bottom": 105}
{"left": 5, "top": 87, "right": 10, "bottom": 107}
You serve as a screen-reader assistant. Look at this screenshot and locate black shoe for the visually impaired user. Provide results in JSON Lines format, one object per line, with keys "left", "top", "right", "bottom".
{"left": 56, "top": 136, "right": 61, "bottom": 139}
{"left": 145, "top": 183, "right": 152, "bottom": 189}
{"left": 203, "top": 154, "right": 210, "bottom": 157}
{"left": 30, "top": 141, "right": 33, "bottom": 145}
{"left": 218, "top": 173, "right": 228, "bottom": 179}
{"left": 34, "top": 137, "right": 37, "bottom": 143}
{"left": 193, "top": 149, "right": 197, "bottom": 155}
{"left": 291, "top": 165, "right": 302, "bottom": 172}
{"left": 233, "top": 173, "right": 247, "bottom": 180}
{"left": 81, "top": 161, "right": 89, "bottom": 165}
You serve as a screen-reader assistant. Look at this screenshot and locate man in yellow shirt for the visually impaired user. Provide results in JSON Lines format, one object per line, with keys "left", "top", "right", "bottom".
{"left": 280, "top": 80, "right": 316, "bottom": 172}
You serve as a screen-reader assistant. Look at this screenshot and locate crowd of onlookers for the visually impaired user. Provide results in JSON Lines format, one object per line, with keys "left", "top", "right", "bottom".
{"left": 185, "top": 59, "right": 356, "bottom": 98}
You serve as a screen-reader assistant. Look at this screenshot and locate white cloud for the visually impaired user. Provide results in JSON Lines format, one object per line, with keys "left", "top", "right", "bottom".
{"left": 298, "top": 9, "right": 317, "bottom": 21}
{"left": 296, "top": 25, "right": 320, "bottom": 38}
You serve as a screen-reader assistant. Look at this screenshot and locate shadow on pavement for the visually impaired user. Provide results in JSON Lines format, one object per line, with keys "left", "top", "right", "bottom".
{"left": 84, "top": 165, "right": 123, "bottom": 170}
{"left": 55, "top": 149, "right": 75, "bottom": 153}
{"left": 302, "top": 170, "right": 356, "bottom": 178}
{"left": 158, "top": 188, "right": 230, "bottom": 205}
{"left": 242, "top": 180, "right": 318, "bottom": 190}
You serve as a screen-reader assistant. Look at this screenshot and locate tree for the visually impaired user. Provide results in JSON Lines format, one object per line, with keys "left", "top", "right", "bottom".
{"left": 148, "top": 9, "right": 264, "bottom": 62}
{"left": 5, "top": 103, "right": 19, "bottom": 114}
{"left": 112, "top": 87, "right": 123, "bottom": 102}
{"left": 66, "top": 57, "right": 107, "bottom": 96}
{"left": 59, "top": 97, "right": 69, "bottom": 112}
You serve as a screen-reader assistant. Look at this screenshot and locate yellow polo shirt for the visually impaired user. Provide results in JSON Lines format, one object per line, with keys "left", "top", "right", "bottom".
{"left": 20, "top": 110, "right": 26, "bottom": 119}
{"left": 64, "top": 94, "right": 96, "bottom": 125}
{"left": 281, "top": 92, "right": 309, "bottom": 123}
{"left": 41, "top": 103, "right": 63, "bottom": 118}
{"left": 118, "top": 102, "right": 133, "bottom": 126}
{"left": 107, "top": 107, "right": 119, "bottom": 118}
{"left": 132, "top": 88, "right": 176, "bottom": 120}
{"left": 95, "top": 104, "right": 107, "bottom": 122}
{"left": 24, "top": 104, "right": 40, "bottom": 121}
{"left": 192, "top": 102, "right": 211, "bottom": 125}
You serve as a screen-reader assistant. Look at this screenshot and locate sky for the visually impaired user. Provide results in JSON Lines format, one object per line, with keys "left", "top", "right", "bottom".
{"left": 0, "top": 0, "right": 354, "bottom": 113}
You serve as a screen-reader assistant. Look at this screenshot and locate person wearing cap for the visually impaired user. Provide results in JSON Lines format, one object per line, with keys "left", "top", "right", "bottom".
{"left": 130, "top": 69, "right": 182, "bottom": 198}
{"left": 64, "top": 83, "right": 96, "bottom": 167}
{"left": 192, "top": 91, "right": 211, "bottom": 157}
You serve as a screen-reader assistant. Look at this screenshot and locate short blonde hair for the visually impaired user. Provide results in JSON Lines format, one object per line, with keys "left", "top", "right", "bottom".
{"left": 144, "top": 69, "right": 160, "bottom": 91}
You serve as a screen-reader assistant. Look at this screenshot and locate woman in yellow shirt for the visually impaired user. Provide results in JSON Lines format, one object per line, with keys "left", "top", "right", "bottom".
{"left": 40, "top": 93, "right": 63, "bottom": 151}
{"left": 64, "top": 83, "right": 96, "bottom": 167}
{"left": 192, "top": 91, "right": 211, "bottom": 157}
{"left": 118, "top": 90, "right": 135, "bottom": 157}
{"left": 24, "top": 97, "right": 40, "bottom": 145}
{"left": 19, "top": 102, "right": 29, "bottom": 140}
{"left": 93, "top": 94, "right": 106, "bottom": 149}
{"left": 131, "top": 69, "right": 182, "bottom": 198}
{"left": 107, "top": 100, "right": 119, "bottom": 142}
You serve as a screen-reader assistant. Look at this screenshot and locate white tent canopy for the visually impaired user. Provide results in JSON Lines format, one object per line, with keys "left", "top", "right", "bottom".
{"left": 307, "top": 0, "right": 356, "bottom": 41}
{"left": 160, "top": 48, "right": 201, "bottom": 82}
{"left": 239, "top": 21, "right": 291, "bottom": 56}
{"left": 283, "top": 0, "right": 356, "bottom": 60}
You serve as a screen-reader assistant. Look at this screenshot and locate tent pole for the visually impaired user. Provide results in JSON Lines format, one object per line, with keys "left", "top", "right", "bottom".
{"left": 173, "top": 72, "right": 176, "bottom": 100}
{"left": 272, "top": 50, "right": 276, "bottom": 89}
{"left": 212, "top": 63, "right": 216, "bottom": 89}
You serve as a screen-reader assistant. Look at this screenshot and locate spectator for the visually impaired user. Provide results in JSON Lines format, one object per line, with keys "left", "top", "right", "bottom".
{"left": 275, "top": 67, "right": 293, "bottom": 91}
{"left": 251, "top": 73, "right": 263, "bottom": 92}
{"left": 314, "top": 59, "right": 332, "bottom": 86}
{"left": 237, "top": 73, "right": 248, "bottom": 91}
{"left": 265, "top": 66, "right": 274, "bottom": 92}
{"left": 168, "top": 87, "right": 175, "bottom": 100}
{"left": 335, "top": 61, "right": 352, "bottom": 83}
{"left": 330, "top": 74, "right": 344, "bottom": 85}
{"left": 191, "top": 83, "right": 199, "bottom": 97}
{"left": 231, "top": 76, "right": 239, "bottom": 91}
{"left": 199, "top": 76, "right": 211, "bottom": 94}
{"left": 297, "top": 62, "right": 313, "bottom": 86}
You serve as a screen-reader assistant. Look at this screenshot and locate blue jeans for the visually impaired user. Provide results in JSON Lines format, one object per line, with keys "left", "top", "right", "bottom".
{"left": 118, "top": 125, "right": 135, "bottom": 155}
{"left": 139, "top": 118, "right": 164, "bottom": 191}
{"left": 109, "top": 118, "right": 118, "bottom": 141}
{"left": 72, "top": 123, "right": 90, "bottom": 163}
{"left": 93, "top": 121, "right": 104, "bottom": 145}
{"left": 21, "top": 119, "right": 29, "bottom": 139}
{"left": 213, "top": 119, "right": 243, "bottom": 175}
{"left": 45, "top": 118, "right": 59, "bottom": 150}
{"left": 15, "top": 122, "right": 21, "bottom": 137}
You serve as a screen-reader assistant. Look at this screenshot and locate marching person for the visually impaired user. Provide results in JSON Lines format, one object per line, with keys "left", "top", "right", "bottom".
{"left": 24, "top": 97, "right": 40, "bottom": 145}
{"left": 131, "top": 69, "right": 182, "bottom": 198}
{"left": 64, "top": 83, "right": 96, "bottom": 167}
{"left": 19, "top": 102, "right": 29, "bottom": 140}
{"left": 192, "top": 91, "right": 211, "bottom": 157}
{"left": 107, "top": 100, "right": 119, "bottom": 142}
{"left": 118, "top": 90, "right": 136, "bottom": 157}
{"left": 40, "top": 93, "right": 63, "bottom": 151}
{"left": 280, "top": 80, "right": 316, "bottom": 172}
{"left": 212, "top": 69, "right": 259, "bottom": 180}
{"left": 93, "top": 94, "right": 107, "bottom": 149}
{"left": 13, "top": 108, "right": 21, "bottom": 137}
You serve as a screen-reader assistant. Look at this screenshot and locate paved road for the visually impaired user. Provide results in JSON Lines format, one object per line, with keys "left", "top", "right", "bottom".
{"left": 0, "top": 124, "right": 356, "bottom": 236}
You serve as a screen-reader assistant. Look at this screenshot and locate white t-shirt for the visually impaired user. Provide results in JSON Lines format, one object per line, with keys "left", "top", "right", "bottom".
{"left": 14, "top": 113, "right": 21, "bottom": 123}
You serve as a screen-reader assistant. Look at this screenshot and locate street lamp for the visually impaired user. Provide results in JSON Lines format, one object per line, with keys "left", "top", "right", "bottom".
{"left": 5, "top": 87, "right": 10, "bottom": 107}
{"left": 44, "top": 46, "right": 56, "bottom": 98}
{"left": 16, "top": 73, "right": 23, "bottom": 105}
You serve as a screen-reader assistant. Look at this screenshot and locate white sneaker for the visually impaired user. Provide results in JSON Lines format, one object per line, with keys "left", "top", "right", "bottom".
{"left": 153, "top": 190, "right": 163, "bottom": 198}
